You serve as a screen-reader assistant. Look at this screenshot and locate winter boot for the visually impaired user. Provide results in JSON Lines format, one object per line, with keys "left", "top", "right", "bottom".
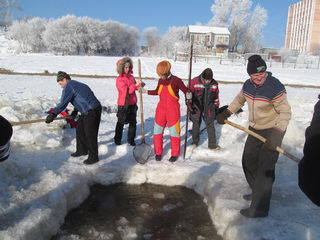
{"left": 168, "top": 156, "right": 178, "bottom": 162}
{"left": 71, "top": 152, "right": 88, "bottom": 157}
{"left": 155, "top": 155, "right": 162, "bottom": 161}
{"left": 240, "top": 207, "right": 268, "bottom": 218}
{"left": 83, "top": 157, "right": 99, "bottom": 165}
{"left": 209, "top": 145, "right": 221, "bottom": 151}
{"left": 128, "top": 141, "right": 136, "bottom": 146}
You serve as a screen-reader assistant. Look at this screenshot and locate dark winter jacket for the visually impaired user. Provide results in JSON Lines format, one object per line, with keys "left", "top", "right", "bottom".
{"left": 305, "top": 98, "right": 320, "bottom": 139}
{"left": 0, "top": 115, "right": 13, "bottom": 162}
{"left": 228, "top": 72, "right": 291, "bottom": 131}
{"left": 189, "top": 75, "right": 219, "bottom": 122}
{"left": 298, "top": 97, "right": 320, "bottom": 206}
{"left": 53, "top": 80, "right": 101, "bottom": 115}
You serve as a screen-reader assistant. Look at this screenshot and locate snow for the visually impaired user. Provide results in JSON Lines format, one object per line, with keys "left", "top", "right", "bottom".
{"left": 188, "top": 25, "right": 230, "bottom": 35}
{"left": 0, "top": 53, "right": 320, "bottom": 240}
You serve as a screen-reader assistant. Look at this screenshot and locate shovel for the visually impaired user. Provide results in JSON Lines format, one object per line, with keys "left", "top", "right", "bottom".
{"left": 10, "top": 117, "right": 68, "bottom": 126}
{"left": 133, "top": 59, "right": 152, "bottom": 164}
{"left": 225, "top": 119, "right": 300, "bottom": 163}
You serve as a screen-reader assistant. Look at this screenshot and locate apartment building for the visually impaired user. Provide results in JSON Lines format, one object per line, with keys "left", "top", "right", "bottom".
{"left": 285, "top": 0, "right": 320, "bottom": 53}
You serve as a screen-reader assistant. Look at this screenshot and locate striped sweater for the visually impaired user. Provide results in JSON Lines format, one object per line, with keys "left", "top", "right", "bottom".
{"left": 228, "top": 73, "right": 291, "bottom": 131}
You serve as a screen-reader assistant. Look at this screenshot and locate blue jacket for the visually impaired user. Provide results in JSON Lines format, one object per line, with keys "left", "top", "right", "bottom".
{"left": 54, "top": 80, "right": 100, "bottom": 114}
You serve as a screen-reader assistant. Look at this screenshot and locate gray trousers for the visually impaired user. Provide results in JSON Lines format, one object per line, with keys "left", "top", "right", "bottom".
{"left": 242, "top": 127, "right": 284, "bottom": 214}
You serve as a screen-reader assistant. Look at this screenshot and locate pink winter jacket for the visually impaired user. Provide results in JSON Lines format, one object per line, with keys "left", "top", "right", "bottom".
{"left": 116, "top": 73, "right": 138, "bottom": 106}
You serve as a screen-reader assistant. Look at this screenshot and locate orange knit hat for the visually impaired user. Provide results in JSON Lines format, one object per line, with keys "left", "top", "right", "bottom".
{"left": 156, "top": 60, "right": 171, "bottom": 76}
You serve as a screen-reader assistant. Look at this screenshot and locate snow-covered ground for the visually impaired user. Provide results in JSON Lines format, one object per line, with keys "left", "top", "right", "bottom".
{"left": 0, "top": 54, "right": 320, "bottom": 240}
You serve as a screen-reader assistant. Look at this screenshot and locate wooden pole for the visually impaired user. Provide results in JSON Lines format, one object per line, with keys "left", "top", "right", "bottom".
{"left": 225, "top": 120, "right": 300, "bottom": 163}
{"left": 10, "top": 117, "right": 68, "bottom": 126}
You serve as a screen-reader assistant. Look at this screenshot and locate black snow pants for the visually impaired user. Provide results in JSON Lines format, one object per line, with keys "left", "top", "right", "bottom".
{"left": 114, "top": 104, "right": 137, "bottom": 144}
{"left": 76, "top": 106, "right": 102, "bottom": 161}
{"left": 242, "top": 127, "right": 284, "bottom": 214}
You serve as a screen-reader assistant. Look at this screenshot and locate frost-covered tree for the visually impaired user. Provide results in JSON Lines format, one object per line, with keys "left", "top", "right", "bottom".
{"left": 9, "top": 14, "right": 139, "bottom": 56}
{"left": 147, "top": 26, "right": 188, "bottom": 58}
{"left": 8, "top": 17, "right": 46, "bottom": 52}
{"left": 103, "top": 20, "right": 139, "bottom": 56}
{"left": 242, "top": 5, "right": 267, "bottom": 52}
{"left": 161, "top": 26, "right": 188, "bottom": 57}
{"left": 143, "top": 27, "right": 161, "bottom": 55}
{"left": 279, "top": 48, "right": 297, "bottom": 63}
{"left": 209, "top": 0, "right": 267, "bottom": 52}
{"left": 78, "top": 17, "right": 110, "bottom": 55}
{"left": 43, "top": 15, "right": 81, "bottom": 55}
{"left": 0, "top": 0, "right": 20, "bottom": 27}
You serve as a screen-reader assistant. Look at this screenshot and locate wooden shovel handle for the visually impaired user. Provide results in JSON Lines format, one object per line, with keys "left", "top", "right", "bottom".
{"left": 138, "top": 59, "right": 145, "bottom": 143}
{"left": 10, "top": 117, "right": 68, "bottom": 126}
{"left": 225, "top": 120, "right": 300, "bottom": 163}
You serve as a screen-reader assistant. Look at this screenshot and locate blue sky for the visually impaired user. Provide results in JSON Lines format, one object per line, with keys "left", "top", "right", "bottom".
{"left": 14, "top": 0, "right": 299, "bottom": 48}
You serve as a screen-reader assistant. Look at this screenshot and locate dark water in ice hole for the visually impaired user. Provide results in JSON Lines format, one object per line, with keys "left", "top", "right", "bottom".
{"left": 52, "top": 183, "right": 222, "bottom": 240}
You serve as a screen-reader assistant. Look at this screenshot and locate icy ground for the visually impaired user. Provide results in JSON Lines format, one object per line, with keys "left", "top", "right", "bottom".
{"left": 0, "top": 55, "right": 320, "bottom": 240}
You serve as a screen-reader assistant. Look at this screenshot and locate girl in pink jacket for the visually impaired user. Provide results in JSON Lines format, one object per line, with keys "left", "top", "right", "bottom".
{"left": 114, "top": 57, "right": 141, "bottom": 146}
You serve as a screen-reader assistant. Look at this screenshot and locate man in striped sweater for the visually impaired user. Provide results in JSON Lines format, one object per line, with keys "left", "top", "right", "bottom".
{"left": 217, "top": 55, "right": 292, "bottom": 218}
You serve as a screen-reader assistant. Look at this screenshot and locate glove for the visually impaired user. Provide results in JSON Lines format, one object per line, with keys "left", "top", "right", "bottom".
{"left": 186, "top": 91, "right": 192, "bottom": 100}
{"left": 46, "top": 108, "right": 55, "bottom": 114}
{"left": 187, "top": 105, "right": 196, "bottom": 114}
{"left": 70, "top": 110, "right": 78, "bottom": 120}
{"left": 140, "top": 88, "right": 147, "bottom": 94}
{"left": 186, "top": 99, "right": 196, "bottom": 114}
{"left": 216, "top": 108, "right": 231, "bottom": 124}
{"left": 136, "top": 79, "right": 146, "bottom": 88}
{"left": 265, "top": 128, "right": 284, "bottom": 151}
{"left": 46, "top": 113, "right": 57, "bottom": 123}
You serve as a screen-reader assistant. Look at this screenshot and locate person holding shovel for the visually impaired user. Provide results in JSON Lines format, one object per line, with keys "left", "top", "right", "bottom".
{"left": 0, "top": 115, "right": 13, "bottom": 162}
{"left": 298, "top": 95, "right": 320, "bottom": 206}
{"left": 143, "top": 60, "right": 189, "bottom": 162}
{"left": 188, "top": 68, "right": 220, "bottom": 150}
{"left": 114, "top": 57, "right": 143, "bottom": 146}
{"left": 216, "top": 55, "right": 292, "bottom": 218}
{"left": 45, "top": 71, "right": 102, "bottom": 165}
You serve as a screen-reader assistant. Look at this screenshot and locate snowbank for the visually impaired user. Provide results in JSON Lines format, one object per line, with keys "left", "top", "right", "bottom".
{"left": 0, "top": 58, "right": 319, "bottom": 240}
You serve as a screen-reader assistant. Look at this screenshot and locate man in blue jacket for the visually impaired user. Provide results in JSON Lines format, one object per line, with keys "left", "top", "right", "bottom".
{"left": 46, "top": 71, "right": 102, "bottom": 165}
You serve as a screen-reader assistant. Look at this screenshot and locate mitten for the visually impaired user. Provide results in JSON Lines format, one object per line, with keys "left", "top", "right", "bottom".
{"left": 140, "top": 88, "right": 147, "bottom": 94}
{"left": 216, "top": 108, "right": 231, "bottom": 124}
{"left": 45, "top": 113, "right": 57, "bottom": 124}
{"left": 185, "top": 99, "right": 196, "bottom": 114}
{"left": 70, "top": 110, "right": 78, "bottom": 120}
{"left": 186, "top": 91, "right": 192, "bottom": 100}
{"left": 265, "top": 128, "right": 284, "bottom": 151}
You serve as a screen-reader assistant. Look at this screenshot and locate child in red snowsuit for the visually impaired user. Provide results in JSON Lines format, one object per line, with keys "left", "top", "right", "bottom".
{"left": 145, "top": 60, "right": 188, "bottom": 162}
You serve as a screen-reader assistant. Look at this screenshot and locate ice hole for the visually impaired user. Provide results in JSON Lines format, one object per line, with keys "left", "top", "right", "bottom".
{"left": 52, "top": 183, "right": 222, "bottom": 240}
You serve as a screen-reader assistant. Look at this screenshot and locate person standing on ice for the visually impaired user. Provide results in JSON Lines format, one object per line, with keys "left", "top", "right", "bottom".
{"left": 45, "top": 71, "right": 102, "bottom": 165}
{"left": 298, "top": 95, "right": 320, "bottom": 207}
{"left": 216, "top": 55, "right": 292, "bottom": 218}
{"left": 188, "top": 68, "right": 220, "bottom": 150}
{"left": 0, "top": 115, "right": 13, "bottom": 162}
{"left": 143, "top": 60, "right": 189, "bottom": 162}
{"left": 114, "top": 57, "right": 143, "bottom": 146}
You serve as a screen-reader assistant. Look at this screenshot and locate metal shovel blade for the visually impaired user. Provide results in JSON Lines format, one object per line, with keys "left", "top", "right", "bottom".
{"left": 133, "top": 142, "right": 152, "bottom": 164}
